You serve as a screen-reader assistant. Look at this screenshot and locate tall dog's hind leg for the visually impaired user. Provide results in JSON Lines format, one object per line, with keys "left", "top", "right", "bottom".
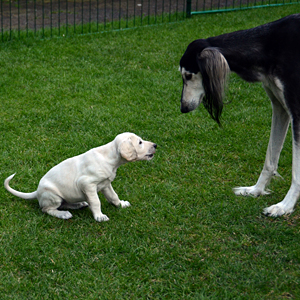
{"left": 264, "top": 118, "right": 300, "bottom": 216}
{"left": 234, "top": 90, "right": 290, "bottom": 197}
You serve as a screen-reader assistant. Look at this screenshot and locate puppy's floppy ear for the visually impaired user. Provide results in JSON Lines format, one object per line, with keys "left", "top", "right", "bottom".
{"left": 119, "top": 138, "right": 137, "bottom": 162}
{"left": 197, "top": 48, "right": 230, "bottom": 124}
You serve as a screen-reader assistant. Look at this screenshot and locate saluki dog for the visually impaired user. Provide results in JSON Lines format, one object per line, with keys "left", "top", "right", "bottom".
{"left": 4, "top": 133, "right": 157, "bottom": 222}
{"left": 179, "top": 14, "right": 300, "bottom": 217}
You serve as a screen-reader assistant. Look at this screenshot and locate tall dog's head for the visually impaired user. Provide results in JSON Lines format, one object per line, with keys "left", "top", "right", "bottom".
{"left": 179, "top": 40, "right": 230, "bottom": 124}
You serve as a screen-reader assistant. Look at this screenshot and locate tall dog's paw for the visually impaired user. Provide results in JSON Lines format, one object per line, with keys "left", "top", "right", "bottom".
{"left": 120, "top": 200, "right": 131, "bottom": 208}
{"left": 233, "top": 186, "right": 271, "bottom": 197}
{"left": 95, "top": 214, "right": 110, "bottom": 222}
{"left": 263, "top": 204, "right": 293, "bottom": 217}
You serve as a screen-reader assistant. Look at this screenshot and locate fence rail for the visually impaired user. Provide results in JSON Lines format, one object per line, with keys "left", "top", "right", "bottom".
{"left": 189, "top": 0, "right": 299, "bottom": 15}
{"left": 0, "top": 0, "right": 299, "bottom": 42}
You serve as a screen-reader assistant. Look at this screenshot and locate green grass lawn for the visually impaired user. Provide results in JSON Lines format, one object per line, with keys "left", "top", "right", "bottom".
{"left": 1, "top": 5, "right": 300, "bottom": 299}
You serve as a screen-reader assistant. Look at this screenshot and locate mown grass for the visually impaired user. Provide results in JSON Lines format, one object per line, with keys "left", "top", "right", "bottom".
{"left": 0, "top": 5, "right": 300, "bottom": 299}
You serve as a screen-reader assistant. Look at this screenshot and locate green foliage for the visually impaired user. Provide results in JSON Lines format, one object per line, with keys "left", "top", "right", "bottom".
{"left": 0, "top": 6, "right": 300, "bottom": 299}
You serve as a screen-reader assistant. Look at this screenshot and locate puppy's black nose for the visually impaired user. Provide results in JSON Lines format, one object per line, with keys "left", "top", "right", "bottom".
{"left": 153, "top": 144, "right": 157, "bottom": 149}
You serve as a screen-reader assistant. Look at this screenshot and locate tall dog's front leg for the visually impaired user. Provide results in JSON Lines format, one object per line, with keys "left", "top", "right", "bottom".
{"left": 101, "top": 184, "right": 131, "bottom": 208}
{"left": 264, "top": 120, "right": 300, "bottom": 216}
{"left": 233, "top": 96, "right": 290, "bottom": 197}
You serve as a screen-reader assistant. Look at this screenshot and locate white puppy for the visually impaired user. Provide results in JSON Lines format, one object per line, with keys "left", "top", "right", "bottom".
{"left": 4, "top": 132, "right": 157, "bottom": 222}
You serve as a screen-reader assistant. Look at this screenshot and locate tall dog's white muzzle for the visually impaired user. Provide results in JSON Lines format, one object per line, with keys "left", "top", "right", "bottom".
{"left": 180, "top": 70, "right": 205, "bottom": 113}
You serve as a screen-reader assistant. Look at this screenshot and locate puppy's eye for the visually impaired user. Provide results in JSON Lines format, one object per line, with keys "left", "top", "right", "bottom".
{"left": 139, "top": 140, "right": 142, "bottom": 145}
{"left": 185, "top": 74, "right": 192, "bottom": 80}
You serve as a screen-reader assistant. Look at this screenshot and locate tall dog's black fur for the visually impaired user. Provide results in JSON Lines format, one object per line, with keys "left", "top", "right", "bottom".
{"left": 179, "top": 14, "right": 300, "bottom": 216}
{"left": 181, "top": 14, "right": 300, "bottom": 123}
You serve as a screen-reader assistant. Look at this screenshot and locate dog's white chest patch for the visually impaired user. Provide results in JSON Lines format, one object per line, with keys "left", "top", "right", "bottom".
{"left": 262, "top": 76, "right": 288, "bottom": 111}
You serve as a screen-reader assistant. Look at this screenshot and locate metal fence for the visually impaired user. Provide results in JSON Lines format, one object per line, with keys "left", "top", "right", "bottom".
{"left": 188, "top": 0, "right": 299, "bottom": 15}
{"left": 0, "top": 0, "right": 299, "bottom": 42}
{"left": 0, "top": 0, "right": 189, "bottom": 41}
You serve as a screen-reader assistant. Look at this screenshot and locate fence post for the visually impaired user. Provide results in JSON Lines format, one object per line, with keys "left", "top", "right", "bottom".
{"left": 186, "top": 0, "right": 192, "bottom": 18}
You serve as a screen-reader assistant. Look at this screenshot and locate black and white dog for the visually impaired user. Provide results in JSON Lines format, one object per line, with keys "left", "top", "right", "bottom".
{"left": 179, "top": 14, "right": 300, "bottom": 217}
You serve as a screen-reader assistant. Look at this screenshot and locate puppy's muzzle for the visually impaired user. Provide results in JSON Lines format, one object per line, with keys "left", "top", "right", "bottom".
{"left": 147, "top": 143, "right": 157, "bottom": 159}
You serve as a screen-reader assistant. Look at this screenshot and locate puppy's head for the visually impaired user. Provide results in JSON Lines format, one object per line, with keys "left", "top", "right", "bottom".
{"left": 117, "top": 133, "right": 157, "bottom": 162}
{"left": 179, "top": 39, "right": 230, "bottom": 124}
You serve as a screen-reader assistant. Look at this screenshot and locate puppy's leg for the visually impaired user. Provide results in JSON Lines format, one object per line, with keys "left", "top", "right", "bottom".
{"left": 82, "top": 185, "right": 109, "bottom": 222}
{"left": 59, "top": 201, "right": 89, "bottom": 210}
{"left": 234, "top": 93, "right": 290, "bottom": 197}
{"left": 39, "top": 192, "right": 73, "bottom": 219}
{"left": 264, "top": 119, "right": 300, "bottom": 216}
{"left": 102, "top": 184, "right": 130, "bottom": 208}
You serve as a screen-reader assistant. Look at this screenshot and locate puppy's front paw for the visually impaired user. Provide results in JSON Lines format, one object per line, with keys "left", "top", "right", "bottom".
{"left": 95, "top": 214, "right": 110, "bottom": 222}
{"left": 120, "top": 200, "right": 131, "bottom": 208}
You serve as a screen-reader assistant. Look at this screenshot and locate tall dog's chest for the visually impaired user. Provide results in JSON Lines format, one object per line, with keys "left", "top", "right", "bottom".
{"left": 261, "top": 75, "right": 289, "bottom": 111}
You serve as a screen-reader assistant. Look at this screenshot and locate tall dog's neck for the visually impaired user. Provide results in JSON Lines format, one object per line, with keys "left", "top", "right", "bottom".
{"left": 182, "top": 14, "right": 300, "bottom": 84}
{"left": 206, "top": 32, "right": 268, "bottom": 82}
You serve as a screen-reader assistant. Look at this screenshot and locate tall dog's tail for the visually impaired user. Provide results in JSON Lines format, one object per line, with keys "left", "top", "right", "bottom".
{"left": 4, "top": 173, "right": 37, "bottom": 200}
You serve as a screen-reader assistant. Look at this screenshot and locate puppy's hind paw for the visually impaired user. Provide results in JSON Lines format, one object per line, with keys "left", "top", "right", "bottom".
{"left": 78, "top": 201, "right": 89, "bottom": 209}
{"left": 60, "top": 211, "right": 73, "bottom": 219}
{"left": 94, "top": 214, "right": 110, "bottom": 222}
{"left": 45, "top": 209, "right": 73, "bottom": 220}
{"left": 120, "top": 200, "right": 131, "bottom": 208}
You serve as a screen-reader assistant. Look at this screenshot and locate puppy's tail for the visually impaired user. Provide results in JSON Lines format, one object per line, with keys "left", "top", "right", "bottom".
{"left": 4, "top": 173, "right": 37, "bottom": 200}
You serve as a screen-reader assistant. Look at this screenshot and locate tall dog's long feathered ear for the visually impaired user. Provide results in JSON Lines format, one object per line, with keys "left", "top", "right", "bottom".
{"left": 197, "top": 48, "right": 230, "bottom": 124}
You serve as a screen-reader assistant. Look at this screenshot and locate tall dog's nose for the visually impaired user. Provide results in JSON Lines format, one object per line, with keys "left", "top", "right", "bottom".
{"left": 181, "top": 105, "right": 190, "bottom": 113}
{"left": 153, "top": 144, "right": 157, "bottom": 149}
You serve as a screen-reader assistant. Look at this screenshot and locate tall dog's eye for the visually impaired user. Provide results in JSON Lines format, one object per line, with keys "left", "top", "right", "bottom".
{"left": 139, "top": 140, "right": 142, "bottom": 145}
{"left": 185, "top": 74, "right": 192, "bottom": 81}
